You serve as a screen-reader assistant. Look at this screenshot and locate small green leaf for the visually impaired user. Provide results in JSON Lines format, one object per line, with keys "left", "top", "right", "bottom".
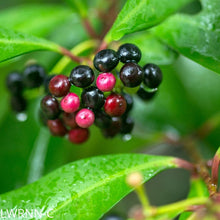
{"left": 120, "top": 32, "right": 178, "bottom": 65}
{"left": 0, "top": 28, "right": 61, "bottom": 63}
{"left": 154, "top": 0, "right": 220, "bottom": 73}
{"left": 105, "top": 0, "right": 193, "bottom": 42}
{"left": 179, "top": 177, "right": 209, "bottom": 220}
{"left": 0, "top": 154, "right": 177, "bottom": 219}
{"left": 0, "top": 4, "right": 72, "bottom": 37}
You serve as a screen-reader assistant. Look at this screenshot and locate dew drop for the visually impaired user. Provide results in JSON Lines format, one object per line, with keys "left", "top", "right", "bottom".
{"left": 16, "top": 112, "right": 27, "bottom": 122}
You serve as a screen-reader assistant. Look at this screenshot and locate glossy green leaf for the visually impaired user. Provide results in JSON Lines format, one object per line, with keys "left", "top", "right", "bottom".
{"left": 120, "top": 32, "right": 178, "bottom": 65}
{"left": 154, "top": 0, "right": 220, "bottom": 73}
{"left": 0, "top": 4, "right": 72, "bottom": 37}
{"left": 0, "top": 28, "right": 61, "bottom": 63}
{"left": 0, "top": 154, "right": 177, "bottom": 219}
{"left": 105, "top": 0, "right": 193, "bottom": 42}
{"left": 179, "top": 177, "right": 209, "bottom": 219}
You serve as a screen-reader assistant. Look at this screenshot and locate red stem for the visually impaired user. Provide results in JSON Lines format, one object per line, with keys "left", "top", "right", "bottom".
{"left": 211, "top": 154, "right": 220, "bottom": 186}
{"left": 82, "top": 18, "right": 98, "bottom": 39}
{"left": 59, "top": 47, "right": 82, "bottom": 63}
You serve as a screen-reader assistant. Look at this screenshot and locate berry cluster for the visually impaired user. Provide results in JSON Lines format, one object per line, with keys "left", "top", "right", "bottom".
{"left": 6, "top": 64, "right": 52, "bottom": 113}
{"left": 6, "top": 43, "right": 163, "bottom": 144}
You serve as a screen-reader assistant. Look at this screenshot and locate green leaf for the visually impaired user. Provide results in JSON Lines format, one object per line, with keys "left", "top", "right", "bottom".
{"left": 120, "top": 32, "right": 178, "bottom": 65}
{"left": 0, "top": 4, "right": 72, "bottom": 37}
{"left": 154, "top": 0, "right": 220, "bottom": 73}
{"left": 0, "top": 154, "right": 177, "bottom": 219}
{"left": 64, "top": 0, "right": 87, "bottom": 18}
{"left": 0, "top": 28, "right": 61, "bottom": 63}
{"left": 179, "top": 177, "right": 209, "bottom": 220}
{"left": 105, "top": 0, "right": 193, "bottom": 42}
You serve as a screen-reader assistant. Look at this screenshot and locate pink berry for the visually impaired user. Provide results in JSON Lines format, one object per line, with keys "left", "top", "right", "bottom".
{"left": 61, "top": 93, "right": 80, "bottom": 113}
{"left": 75, "top": 108, "right": 95, "bottom": 128}
{"left": 96, "top": 73, "right": 116, "bottom": 92}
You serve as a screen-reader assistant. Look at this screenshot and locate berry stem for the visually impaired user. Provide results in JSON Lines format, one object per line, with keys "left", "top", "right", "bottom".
{"left": 52, "top": 40, "right": 98, "bottom": 74}
{"left": 59, "top": 47, "right": 83, "bottom": 63}
{"left": 211, "top": 147, "right": 220, "bottom": 187}
{"left": 82, "top": 18, "right": 99, "bottom": 39}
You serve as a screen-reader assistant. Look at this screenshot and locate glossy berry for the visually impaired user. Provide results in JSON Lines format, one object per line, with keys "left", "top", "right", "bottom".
{"left": 75, "top": 108, "right": 95, "bottom": 128}
{"left": 68, "top": 128, "right": 89, "bottom": 144}
{"left": 69, "top": 65, "right": 94, "bottom": 88}
{"left": 60, "top": 93, "right": 80, "bottom": 113}
{"left": 123, "top": 93, "right": 133, "bottom": 114}
{"left": 62, "top": 112, "right": 77, "bottom": 128}
{"left": 102, "top": 117, "right": 122, "bottom": 138}
{"left": 44, "top": 74, "right": 55, "bottom": 93}
{"left": 104, "top": 93, "right": 127, "bottom": 117}
{"left": 81, "top": 86, "right": 105, "bottom": 109}
{"left": 23, "top": 64, "right": 46, "bottom": 88}
{"left": 49, "top": 74, "right": 70, "bottom": 97}
{"left": 143, "top": 63, "right": 162, "bottom": 88}
{"left": 137, "top": 86, "right": 157, "bottom": 101}
{"left": 10, "top": 95, "right": 27, "bottom": 113}
{"left": 47, "top": 119, "right": 67, "bottom": 136}
{"left": 41, "top": 95, "right": 60, "bottom": 119}
{"left": 93, "top": 49, "right": 119, "bottom": 72}
{"left": 95, "top": 111, "right": 112, "bottom": 129}
{"left": 120, "top": 116, "right": 134, "bottom": 134}
{"left": 117, "top": 43, "right": 141, "bottom": 63}
{"left": 96, "top": 73, "right": 116, "bottom": 92}
{"left": 120, "top": 63, "right": 143, "bottom": 87}
{"left": 6, "top": 72, "right": 24, "bottom": 95}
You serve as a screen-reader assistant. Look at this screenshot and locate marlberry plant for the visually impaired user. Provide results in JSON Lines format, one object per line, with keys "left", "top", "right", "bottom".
{"left": 0, "top": 0, "right": 220, "bottom": 219}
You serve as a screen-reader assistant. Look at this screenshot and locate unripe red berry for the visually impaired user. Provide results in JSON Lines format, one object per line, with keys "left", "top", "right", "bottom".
{"left": 47, "top": 119, "right": 67, "bottom": 136}
{"left": 96, "top": 73, "right": 116, "bottom": 92}
{"left": 68, "top": 128, "right": 89, "bottom": 144}
{"left": 60, "top": 93, "right": 80, "bottom": 113}
{"left": 49, "top": 74, "right": 70, "bottom": 97}
{"left": 62, "top": 112, "right": 77, "bottom": 128}
{"left": 104, "top": 93, "right": 127, "bottom": 117}
{"left": 75, "top": 108, "right": 95, "bottom": 128}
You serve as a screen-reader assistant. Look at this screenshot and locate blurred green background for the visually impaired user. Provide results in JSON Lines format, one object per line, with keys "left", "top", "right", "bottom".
{"left": 0, "top": 0, "right": 220, "bottom": 217}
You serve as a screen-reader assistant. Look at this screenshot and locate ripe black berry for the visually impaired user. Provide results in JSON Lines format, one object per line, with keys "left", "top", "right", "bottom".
{"left": 49, "top": 74, "right": 70, "bottom": 97}
{"left": 93, "top": 49, "right": 119, "bottom": 72}
{"left": 104, "top": 93, "right": 127, "bottom": 117}
{"left": 95, "top": 111, "right": 112, "bottom": 129}
{"left": 137, "top": 86, "right": 157, "bottom": 101}
{"left": 23, "top": 64, "right": 46, "bottom": 88}
{"left": 120, "top": 63, "right": 143, "bottom": 87}
{"left": 102, "top": 117, "right": 122, "bottom": 138}
{"left": 40, "top": 95, "right": 60, "bottom": 119}
{"left": 123, "top": 93, "right": 133, "bottom": 114}
{"left": 143, "top": 63, "right": 162, "bottom": 88}
{"left": 69, "top": 65, "right": 94, "bottom": 88}
{"left": 47, "top": 119, "right": 67, "bottom": 136}
{"left": 6, "top": 72, "right": 24, "bottom": 95}
{"left": 10, "top": 95, "right": 27, "bottom": 113}
{"left": 117, "top": 43, "right": 141, "bottom": 63}
{"left": 120, "top": 116, "right": 134, "bottom": 134}
{"left": 81, "top": 86, "right": 105, "bottom": 109}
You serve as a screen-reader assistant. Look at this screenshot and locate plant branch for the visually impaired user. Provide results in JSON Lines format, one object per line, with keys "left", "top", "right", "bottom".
{"left": 59, "top": 47, "right": 83, "bottom": 63}
{"left": 211, "top": 147, "right": 220, "bottom": 187}
{"left": 82, "top": 18, "right": 99, "bottom": 39}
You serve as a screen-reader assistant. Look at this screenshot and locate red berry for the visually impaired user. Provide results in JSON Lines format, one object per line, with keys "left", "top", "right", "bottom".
{"left": 62, "top": 112, "right": 77, "bottom": 128}
{"left": 75, "top": 108, "right": 95, "bottom": 128}
{"left": 49, "top": 74, "right": 70, "bottom": 97}
{"left": 96, "top": 73, "right": 116, "bottom": 92}
{"left": 47, "top": 119, "right": 67, "bottom": 136}
{"left": 104, "top": 93, "right": 127, "bottom": 117}
{"left": 60, "top": 93, "right": 80, "bottom": 113}
{"left": 68, "top": 128, "right": 89, "bottom": 144}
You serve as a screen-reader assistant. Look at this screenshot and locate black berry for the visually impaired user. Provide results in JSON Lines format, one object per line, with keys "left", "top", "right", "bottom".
{"left": 117, "top": 43, "right": 141, "bottom": 63}
{"left": 40, "top": 95, "right": 60, "bottom": 119}
{"left": 6, "top": 72, "right": 24, "bottom": 95}
{"left": 120, "top": 63, "right": 143, "bottom": 87}
{"left": 81, "top": 86, "right": 105, "bottom": 109}
{"left": 47, "top": 119, "right": 67, "bottom": 136}
{"left": 120, "top": 116, "right": 134, "bottom": 134}
{"left": 137, "top": 86, "right": 157, "bottom": 101}
{"left": 23, "top": 64, "right": 46, "bottom": 88}
{"left": 95, "top": 111, "right": 112, "bottom": 129}
{"left": 143, "top": 63, "right": 162, "bottom": 88}
{"left": 93, "top": 49, "right": 119, "bottom": 72}
{"left": 102, "top": 117, "right": 122, "bottom": 138}
{"left": 10, "top": 95, "right": 27, "bottom": 113}
{"left": 49, "top": 74, "right": 70, "bottom": 97}
{"left": 123, "top": 93, "right": 133, "bottom": 114}
{"left": 104, "top": 93, "right": 127, "bottom": 117}
{"left": 69, "top": 65, "right": 94, "bottom": 88}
